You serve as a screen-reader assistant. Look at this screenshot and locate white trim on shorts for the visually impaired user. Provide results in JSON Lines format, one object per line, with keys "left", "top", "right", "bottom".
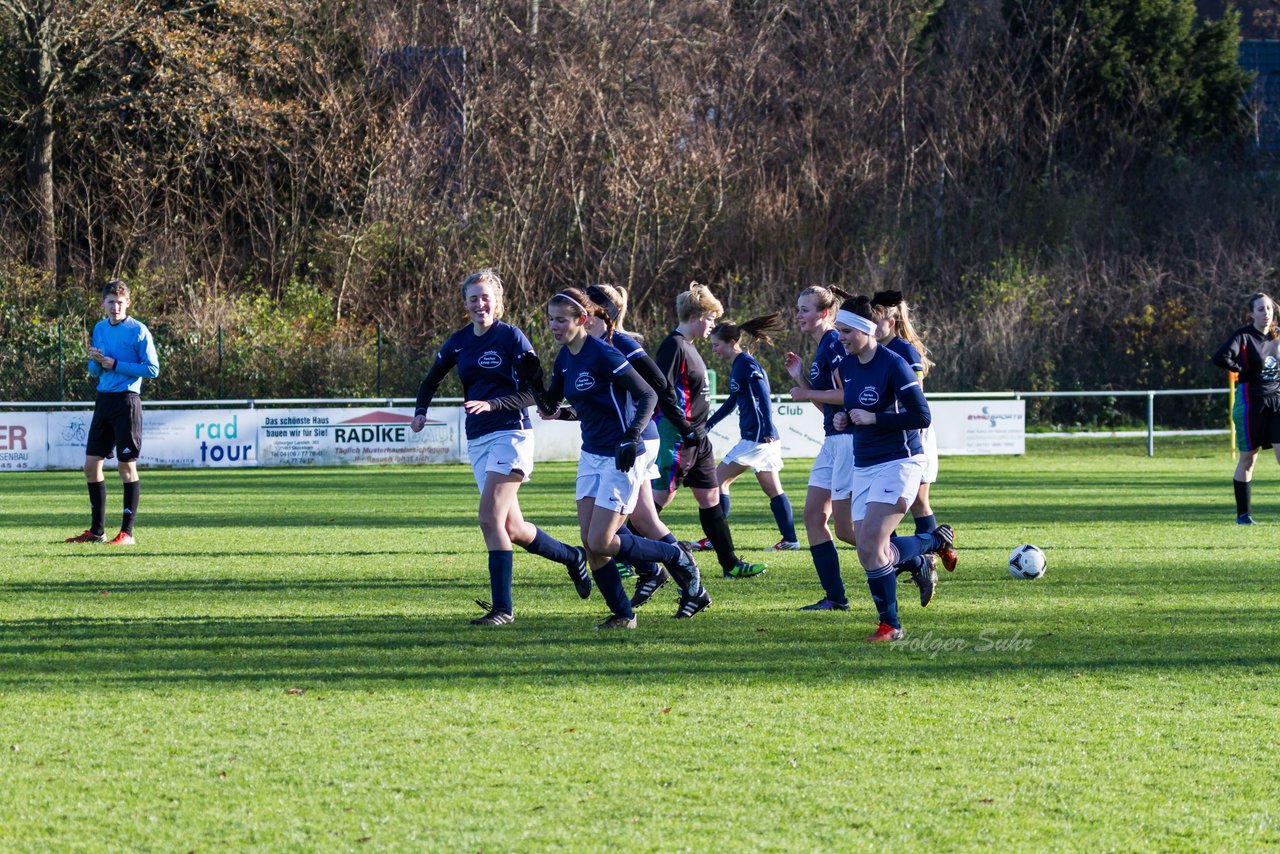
{"left": 850, "top": 454, "right": 927, "bottom": 522}
{"left": 574, "top": 438, "right": 658, "bottom": 514}
{"left": 807, "top": 433, "right": 856, "bottom": 501}
{"left": 722, "top": 438, "right": 784, "bottom": 473}
{"left": 466, "top": 429, "right": 535, "bottom": 492}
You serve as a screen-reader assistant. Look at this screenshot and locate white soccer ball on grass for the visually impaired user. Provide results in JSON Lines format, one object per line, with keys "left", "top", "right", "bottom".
{"left": 1008, "top": 544, "right": 1047, "bottom": 579}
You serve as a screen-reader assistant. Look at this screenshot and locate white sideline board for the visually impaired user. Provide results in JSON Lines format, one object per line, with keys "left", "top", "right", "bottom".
{"left": 1, "top": 399, "right": 1024, "bottom": 470}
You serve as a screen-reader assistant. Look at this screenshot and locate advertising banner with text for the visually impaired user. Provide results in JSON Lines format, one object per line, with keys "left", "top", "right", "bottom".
{"left": 8, "top": 398, "right": 1023, "bottom": 470}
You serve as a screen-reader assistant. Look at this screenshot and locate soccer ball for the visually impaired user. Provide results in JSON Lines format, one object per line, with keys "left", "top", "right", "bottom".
{"left": 1008, "top": 545, "right": 1046, "bottom": 579}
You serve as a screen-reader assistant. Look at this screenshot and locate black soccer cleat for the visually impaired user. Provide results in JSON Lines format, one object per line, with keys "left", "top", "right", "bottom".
{"left": 630, "top": 567, "right": 671, "bottom": 608}
{"left": 593, "top": 613, "right": 637, "bottom": 630}
{"left": 568, "top": 546, "right": 593, "bottom": 599}
{"left": 913, "top": 555, "right": 938, "bottom": 608}
{"left": 470, "top": 600, "right": 514, "bottom": 626}
{"left": 673, "top": 587, "right": 712, "bottom": 619}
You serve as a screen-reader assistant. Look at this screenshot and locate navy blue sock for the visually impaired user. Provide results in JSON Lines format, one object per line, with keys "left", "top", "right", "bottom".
{"left": 488, "top": 550, "right": 514, "bottom": 615}
{"left": 88, "top": 480, "right": 106, "bottom": 536}
{"left": 616, "top": 530, "right": 680, "bottom": 565}
{"left": 865, "top": 566, "right": 899, "bottom": 629}
{"left": 891, "top": 531, "right": 932, "bottom": 562}
{"left": 659, "top": 532, "right": 678, "bottom": 546}
{"left": 720, "top": 493, "right": 731, "bottom": 520}
{"left": 914, "top": 513, "right": 936, "bottom": 535}
{"left": 897, "top": 555, "right": 927, "bottom": 575}
{"left": 770, "top": 493, "right": 797, "bottom": 542}
{"left": 809, "top": 540, "right": 846, "bottom": 604}
{"left": 592, "top": 561, "right": 635, "bottom": 618}
{"left": 523, "top": 527, "right": 579, "bottom": 566}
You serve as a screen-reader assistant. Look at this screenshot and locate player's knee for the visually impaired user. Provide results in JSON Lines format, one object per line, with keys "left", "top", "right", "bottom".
{"left": 855, "top": 542, "right": 885, "bottom": 570}
{"left": 585, "top": 530, "right": 616, "bottom": 556}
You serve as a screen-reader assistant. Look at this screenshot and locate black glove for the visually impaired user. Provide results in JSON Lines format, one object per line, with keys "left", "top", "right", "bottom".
{"left": 614, "top": 440, "right": 638, "bottom": 472}
{"left": 515, "top": 351, "right": 545, "bottom": 387}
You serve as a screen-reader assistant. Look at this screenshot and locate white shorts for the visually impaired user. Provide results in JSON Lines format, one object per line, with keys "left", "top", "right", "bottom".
{"left": 850, "top": 455, "right": 927, "bottom": 522}
{"left": 722, "top": 439, "right": 784, "bottom": 473}
{"left": 466, "top": 429, "right": 535, "bottom": 492}
{"left": 920, "top": 426, "right": 938, "bottom": 484}
{"left": 808, "top": 434, "right": 856, "bottom": 500}
{"left": 575, "top": 439, "right": 658, "bottom": 514}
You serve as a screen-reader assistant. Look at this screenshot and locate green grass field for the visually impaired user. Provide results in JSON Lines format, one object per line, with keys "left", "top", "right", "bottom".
{"left": 1, "top": 437, "right": 1277, "bottom": 851}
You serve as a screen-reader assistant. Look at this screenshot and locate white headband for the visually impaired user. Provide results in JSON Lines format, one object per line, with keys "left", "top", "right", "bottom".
{"left": 836, "top": 310, "right": 877, "bottom": 335}
{"left": 551, "top": 293, "right": 589, "bottom": 315}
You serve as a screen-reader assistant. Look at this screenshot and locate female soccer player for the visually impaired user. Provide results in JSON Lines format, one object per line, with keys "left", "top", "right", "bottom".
{"left": 1212, "top": 291, "right": 1280, "bottom": 524}
{"left": 784, "top": 285, "right": 856, "bottom": 610}
{"left": 522, "top": 287, "right": 706, "bottom": 627}
{"left": 580, "top": 284, "right": 705, "bottom": 612}
{"left": 706, "top": 312, "right": 799, "bottom": 551}
{"left": 410, "top": 269, "right": 590, "bottom": 627}
{"left": 830, "top": 296, "right": 954, "bottom": 642}
{"left": 65, "top": 279, "right": 159, "bottom": 546}
{"left": 650, "top": 282, "right": 766, "bottom": 579}
{"left": 871, "top": 290, "right": 957, "bottom": 573}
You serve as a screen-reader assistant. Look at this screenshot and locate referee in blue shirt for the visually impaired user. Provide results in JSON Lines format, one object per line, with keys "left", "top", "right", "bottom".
{"left": 65, "top": 280, "right": 159, "bottom": 545}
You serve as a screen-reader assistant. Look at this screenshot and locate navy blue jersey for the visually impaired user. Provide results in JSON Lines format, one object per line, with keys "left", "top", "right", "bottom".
{"left": 840, "top": 345, "right": 930, "bottom": 467}
{"left": 707, "top": 352, "right": 778, "bottom": 442}
{"left": 810, "top": 328, "right": 853, "bottom": 436}
{"left": 554, "top": 335, "right": 640, "bottom": 456}
{"left": 610, "top": 331, "right": 659, "bottom": 442}
{"left": 423, "top": 322, "right": 534, "bottom": 440}
{"left": 885, "top": 337, "right": 924, "bottom": 376}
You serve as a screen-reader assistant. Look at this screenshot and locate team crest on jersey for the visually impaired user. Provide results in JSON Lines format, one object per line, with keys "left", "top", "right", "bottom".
{"left": 729, "top": 379, "right": 740, "bottom": 392}
{"left": 858, "top": 386, "right": 880, "bottom": 406}
{"left": 574, "top": 372, "right": 596, "bottom": 392}
{"left": 1264, "top": 355, "right": 1279, "bottom": 381}
{"left": 809, "top": 364, "right": 819, "bottom": 381}
{"left": 478, "top": 351, "right": 502, "bottom": 369}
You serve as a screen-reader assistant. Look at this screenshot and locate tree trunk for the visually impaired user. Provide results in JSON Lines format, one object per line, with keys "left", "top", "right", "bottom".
{"left": 22, "top": 6, "right": 57, "bottom": 283}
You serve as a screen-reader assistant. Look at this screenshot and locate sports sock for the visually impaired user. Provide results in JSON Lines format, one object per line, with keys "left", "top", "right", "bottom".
{"left": 487, "top": 550, "right": 514, "bottom": 615}
{"left": 914, "top": 513, "right": 937, "bottom": 535}
{"left": 698, "top": 504, "right": 739, "bottom": 572}
{"left": 719, "top": 492, "right": 731, "bottom": 520}
{"left": 865, "top": 563, "right": 899, "bottom": 629}
{"left": 121, "top": 480, "right": 139, "bottom": 535}
{"left": 616, "top": 529, "right": 680, "bottom": 564}
{"left": 523, "top": 527, "right": 579, "bottom": 566}
{"left": 1234, "top": 479, "right": 1251, "bottom": 517}
{"left": 770, "top": 493, "right": 797, "bottom": 542}
{"left": 88, "top": 480, "right": 106, "bottom": 536}
{"left": 891, "top": 531, "right": 932, "bottom": 562}
{"left": 809, "top": 539, "right": 846, "bottom": 604}
{"left": 592, "top": 561, "right": 635, "bottom": 618}
{"left": 633, "top": 531, "right": 677, "bottom": 579}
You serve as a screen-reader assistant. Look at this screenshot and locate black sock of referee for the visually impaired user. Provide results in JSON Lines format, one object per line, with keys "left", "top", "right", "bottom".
{"left": 1234, "top": 479, "right": 1251, "bottom": 517}
{"left": 88, "top": 481, "right": 107, "bottom": 536}
{"left": 121, "top": 480, "right": 140, "bottom": 535}
{"left": 698, "top": 505, "right": 739, "bottom": 573}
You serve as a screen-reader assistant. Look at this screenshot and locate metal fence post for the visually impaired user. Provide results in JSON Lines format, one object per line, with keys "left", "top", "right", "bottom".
{"left": 1147, "top": 391, "right": 1155, "bottom": 457}
{"left": 376, "top": 324, "right": 382, "bottom": 397}
{"left": 57, "top": 322, "right": 64, "bottom": 401}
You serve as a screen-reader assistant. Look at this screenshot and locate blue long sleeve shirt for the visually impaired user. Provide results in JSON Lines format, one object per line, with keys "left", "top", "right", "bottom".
{"left": 88, "top": 317, "right": 160, "bottom": 394}
{"left": 707, "top": 352, "right": 778, "bottom": 442}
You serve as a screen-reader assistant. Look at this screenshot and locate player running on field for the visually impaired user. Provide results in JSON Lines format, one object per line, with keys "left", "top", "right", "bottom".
{"left": 650, "top": 282, "right": 767, "bottom": 579}
{"left": 830, "top": 296, "right": 955, "bottom": 641}
{"left": 1212, "top": 291, "right": 1280, "bottom": 525}
{"left": 871, "top": 289, "right": 957, "bottom": 578}
{"left": 521, "top": 287, "right": 705, "bottom": 629}
{"left": 411, "top": 269, "right": 590, "bottom": 627}
{"left": 65, "top": 279, "right": 159, "bottom": 547}
{"left": 705, "top": 312, "right": 799, "bottom": 551}
{"left": 784, "top": 284, "right": 857, "bottom": 611}
{"left": 579, "top": 284, "right": 708, "bottom": 614}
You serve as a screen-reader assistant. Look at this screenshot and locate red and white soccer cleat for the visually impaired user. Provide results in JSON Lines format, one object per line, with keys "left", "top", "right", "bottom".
{"left": 863, "top": 623, "right": 904, "bottom": 643}
{"left": 64, "top": 530, "right": 105, "bottom": 543}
